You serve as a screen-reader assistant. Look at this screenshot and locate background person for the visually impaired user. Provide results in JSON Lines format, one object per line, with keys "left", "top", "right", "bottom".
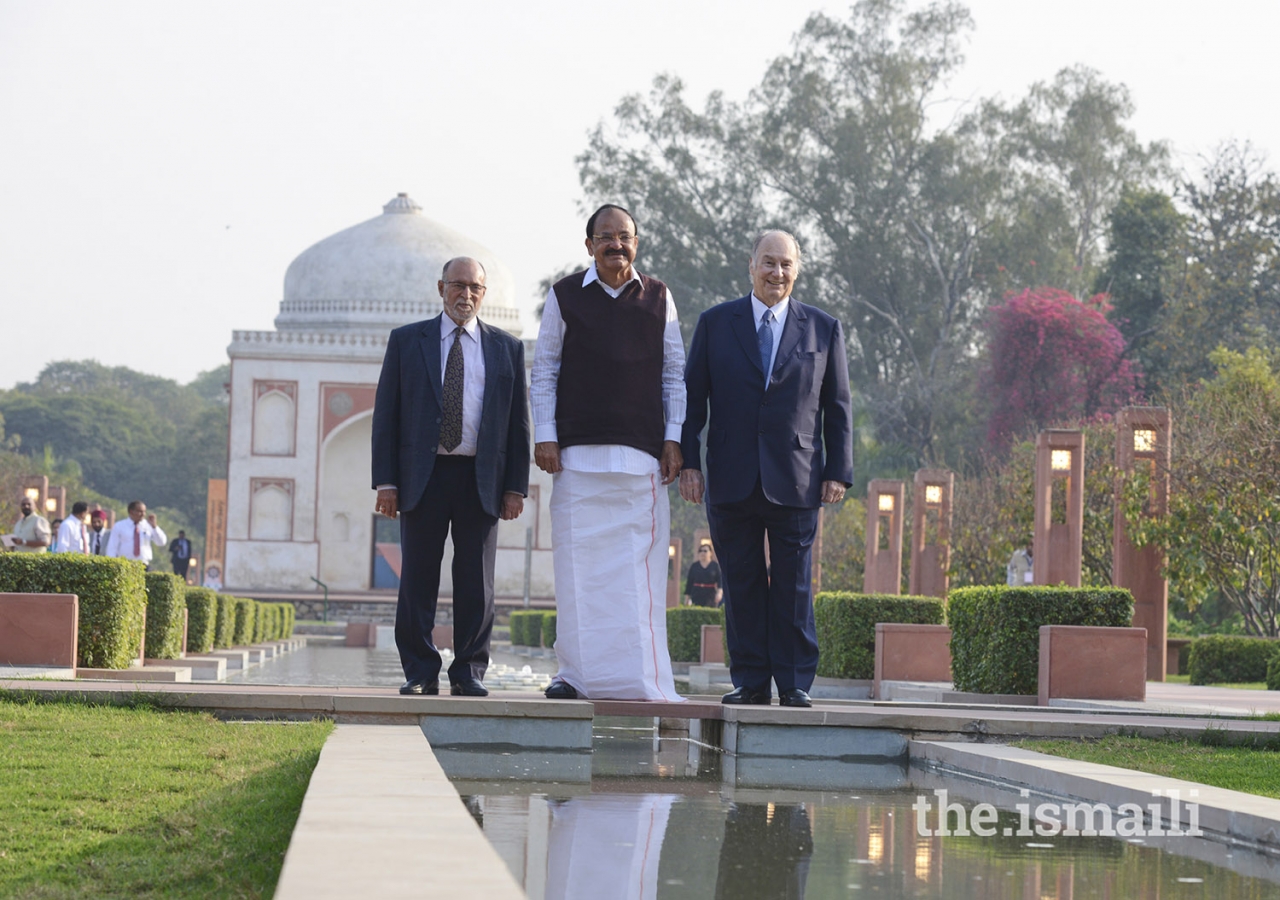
{"left": 106, "top": 500, "right": 167, "bottom": 570}
{"left": 87, "top": 509, "right": 109, "bottom": 555}
{"left": 169, "top": 530, "right": 193, "bottom": 578}
{"left": 54, "top": 502, "right": 91, "bottom": 554}
{"left": 9, "top": 495, "right": 51, "bottom": 553}
{"left": 685, "top": 543, "right": 722, "bottom": 607}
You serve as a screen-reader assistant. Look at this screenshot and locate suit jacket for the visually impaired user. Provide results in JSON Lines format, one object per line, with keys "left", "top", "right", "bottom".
{"left": 371, "top": 315, "right": 531, "bottom": 518}
{"left": 682, "top": 295, "right": 854, "bottom": 508}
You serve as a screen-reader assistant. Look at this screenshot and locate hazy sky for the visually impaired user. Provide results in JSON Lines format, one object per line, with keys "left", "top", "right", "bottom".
{"left": 3, "top": 0, "right": 1278, "bottom": 390}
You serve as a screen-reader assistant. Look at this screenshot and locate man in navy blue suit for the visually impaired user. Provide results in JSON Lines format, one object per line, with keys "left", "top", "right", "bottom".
{"left": 680, "top": 231, "right": 854, "bottom": 708}
{"left": 372, "top": 256, "right": 530, "bottom": 698}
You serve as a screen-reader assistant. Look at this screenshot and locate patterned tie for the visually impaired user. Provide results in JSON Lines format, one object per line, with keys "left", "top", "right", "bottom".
{"left": 440, "top": 328, "right": 465, "bottom": 451}
{"left": 758, "top": 309, "right": 774, "bottom": 380}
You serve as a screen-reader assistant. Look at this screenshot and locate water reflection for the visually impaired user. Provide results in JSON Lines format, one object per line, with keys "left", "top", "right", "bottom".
{"left": 457, "top": 782, "right": 1280, "bottom": 899}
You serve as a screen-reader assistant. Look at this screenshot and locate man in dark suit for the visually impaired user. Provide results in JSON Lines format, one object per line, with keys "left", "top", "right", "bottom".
{"left": 680, "top": 230, "right": 854, "bottom": 708}
{"left": 372, "top": 256, "right": 530, "bottom": 697}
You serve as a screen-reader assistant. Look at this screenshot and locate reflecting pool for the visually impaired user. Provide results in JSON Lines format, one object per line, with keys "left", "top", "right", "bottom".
{"left": 452, "top": 731, "right": 1280, "bottom": 900}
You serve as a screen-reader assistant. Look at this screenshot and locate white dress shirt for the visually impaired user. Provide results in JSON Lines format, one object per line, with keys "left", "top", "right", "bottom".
{"left": 751, "top": 293, "right": 791, "bottom": 379}
{"left": 439, "top": 315, "right": 486, "bottom": 457}
{"left": 106, "top": 517, "right": 168, "bottom": 564}
{"left": 55, "top": 516, "right": 89, "bottom": 554}
{"left": 531, "top": 264, "right": 686, "bottom": 475}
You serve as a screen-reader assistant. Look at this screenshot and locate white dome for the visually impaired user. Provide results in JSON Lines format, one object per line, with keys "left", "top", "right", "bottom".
{"left": 272, "top": 193, "right": 520, "bottom": 336}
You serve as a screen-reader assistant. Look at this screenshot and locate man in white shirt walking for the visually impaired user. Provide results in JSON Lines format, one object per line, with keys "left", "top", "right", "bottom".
{"left": 55, "top": 502, "right": 92, "bottom": 554}
{"left": 106, "top": 500, "right": 167, "bottom": 569}
{"left": 532, "top": 204, "right": 685, "bottom": 702}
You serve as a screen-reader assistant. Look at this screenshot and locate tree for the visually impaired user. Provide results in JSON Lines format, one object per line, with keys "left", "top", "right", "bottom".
{"left": 577, "top": 1, "right": 1161, "bottom": 468}
{"left": 1122, "top": 347, "right": 1280, "bottom": 636}
{"left": 982, "top": 287, "right": 1140, "bottom": 451}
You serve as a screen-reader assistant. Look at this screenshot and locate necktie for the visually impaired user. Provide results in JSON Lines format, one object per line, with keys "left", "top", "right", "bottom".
{"left": 440, "top": 328, "right": 465, "bottom": 452}
{"left": 758, "top": 309, "right": 774, "bottom": 380}
{"left": 133, "top": 524, "right": 141, "bottom": 557}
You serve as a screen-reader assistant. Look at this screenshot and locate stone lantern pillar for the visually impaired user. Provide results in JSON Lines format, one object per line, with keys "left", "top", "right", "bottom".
{"left": 864, "top": 479, "right": 905, "bottom": 594}
{"left": 1114, "top": 406, "right": 1172, "bottom": 680}
{"left": 45, "top": 486, "right": 66, "bottom": 521}
{"left": 909, "top": 469, "right": 954, "bottom": 598}
{"left": 1034, "top": 430, "right": 1084, "bottom": 587}
{"left": 19, "top": 475, "right": 49, "bottom": 514}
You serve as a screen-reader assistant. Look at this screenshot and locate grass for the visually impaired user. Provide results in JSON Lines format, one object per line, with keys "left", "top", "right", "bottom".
{"left": 0, "top": 694, "right": 333, "bottom": 899}
{"left": 1163, "top": 673, "right": 1268, "bottom": 690}
{"left": 1016, "top": 734, "right": 1280, "bottom": 799}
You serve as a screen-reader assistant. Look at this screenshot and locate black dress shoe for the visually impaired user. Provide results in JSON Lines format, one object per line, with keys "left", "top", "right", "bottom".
{"left": 450, "top": 677, "right": 489, "bottom": 697}
{"left": 721, "top": 686, "right": 771, "bottom": 705}
{"left": 544, "top": 680, "right": 579, "bottom": 700}
{"left": 779, "top": 688, "right": 812, "bottom": 708}
{"left": 399, "top": 679, "right": 439, "bottom": 695}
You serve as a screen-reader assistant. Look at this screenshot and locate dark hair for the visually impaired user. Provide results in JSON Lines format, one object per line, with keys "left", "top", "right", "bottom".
{"left": 127, "top": 500, "right": 144, "bottom": 513}
{"left": 71, "top": 501, "right": 89, "bottom": 516}
{"left": 586, "top": 204, "right": 638, "bottom": 240}
{"left": 440, "top": 256, "right": 487, "bottom": 282}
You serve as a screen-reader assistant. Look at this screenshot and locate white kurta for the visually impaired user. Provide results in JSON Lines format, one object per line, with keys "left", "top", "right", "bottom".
{"left": 545, "top": 794, "right": 675, "bottom": 900}
{"left": 549, "top": 468, "right": 682, "bottom": 702}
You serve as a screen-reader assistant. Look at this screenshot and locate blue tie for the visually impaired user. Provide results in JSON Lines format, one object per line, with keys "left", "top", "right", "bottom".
{"left": 758, "top": 309, "right": 774, "bottom": 380}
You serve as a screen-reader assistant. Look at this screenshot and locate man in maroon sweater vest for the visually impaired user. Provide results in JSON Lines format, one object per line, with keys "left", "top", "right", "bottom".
{"left": 531, "top": 205, "right": 686, "bottom": 701}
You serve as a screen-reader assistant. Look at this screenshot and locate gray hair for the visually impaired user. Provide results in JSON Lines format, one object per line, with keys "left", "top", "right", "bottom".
{"left": 441, "top": 256, "right": 488, "bottom": 281}
{"left": 751, "top": 230, "right": 803, "bottom": 270}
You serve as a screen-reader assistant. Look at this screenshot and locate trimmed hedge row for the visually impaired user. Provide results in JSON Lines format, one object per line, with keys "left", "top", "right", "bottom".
{"left": 542, "top": 611, "right": 556, "bottom": 648}
{"left": 0, "top": 553, "right": 147, "bottom": 669}
{"left": 214, "top": 594, "right": 236, "bottom": 648}
{"left": 1187, "top": 635, "right": 1280, "bottom": 685}
{"left": 814, "top": 592, "right": 945, "bottom": 679}
{"left": 1268, "top": 655, "right": 1280, "bottom": 691}
{"left": 509, "top": 610, "right": 543, "bottom": 646}
{"left": 184, "top": 587, "right": 217, "bottom": 654}
{"left": 667, "top": 606, "right": 725, "bottom": 663}
{"left": 143, "top": 572, "right": 186, "bottom": 660}
{"left": 948, "top": 586, "right": 1134, "bottom": 695}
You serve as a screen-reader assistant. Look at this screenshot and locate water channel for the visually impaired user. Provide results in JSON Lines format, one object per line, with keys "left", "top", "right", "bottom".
{"left": 248, "top": 641, "right": 1280, "bottom": 898}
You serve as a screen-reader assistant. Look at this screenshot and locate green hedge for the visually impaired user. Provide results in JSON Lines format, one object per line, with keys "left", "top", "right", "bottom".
{"left": 542, "top": 611, "right": 556, "bottom": 648}
{"left": 813, "top": 592, "right": 945, "bottom": 679}
{"left": 0, "top": 554, "right": 147, "bottom": 669}
{"left": 281, "top": 602, "right": 295, "bottom": 638}
{"left": 184, "top": 587, "right": 217, "bottom": 654}
{"left": 1187, "top": 635, "right": 1280, "bottom": 685}
{"left": 232, "top": 598, "right": 255, "bottom": 645}
{"left": 509, "top": 610, "right": 543, "bottom": 646}
{"left": 948, "top": 586, "right": 1134, "bottom": 695}
{"left": 214, "top": 594, "right": 236, "bottom": 648}
{"left": 266, "top": 604, "right": 282, "bottom": 641}
{"left": 143, "top": 572, "right": 187, "bottom": 660}
{"left": 1268, "top": 655, "right": 1280, "bottom": 691}
{"left": 251, "top": 601, "right": 265, "bottom": 643}
{"left": 666, "top": 606, "right": 725, "bottom": 663}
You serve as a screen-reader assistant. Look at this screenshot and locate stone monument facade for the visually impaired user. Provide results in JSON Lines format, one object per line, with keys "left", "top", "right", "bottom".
{"left": 1113, "top": 406, "right": 1172, "bottom": 680}
{"left": 863, "top": 479, "right": 905, "bottom": 594}
{"left": 1034, "top": 429, "right": 1084, "bottom": 587}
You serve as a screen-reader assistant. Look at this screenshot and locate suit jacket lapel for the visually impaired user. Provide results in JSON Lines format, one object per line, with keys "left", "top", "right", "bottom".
{"left": 730, "top": 296, "right": 765, "bottom": 375}
{"left": 772, "top": 300, "right": 808, "bottom": 377}
{"left": 419, "top": 315, "right": 443, "bottom": 407}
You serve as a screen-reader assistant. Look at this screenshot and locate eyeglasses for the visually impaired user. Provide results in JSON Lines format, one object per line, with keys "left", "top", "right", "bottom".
{"left": 445, "top": 281, "right": 487, "bottom": 295}
{"left": 592, "top": 232, "right": 636, "bottom": 245}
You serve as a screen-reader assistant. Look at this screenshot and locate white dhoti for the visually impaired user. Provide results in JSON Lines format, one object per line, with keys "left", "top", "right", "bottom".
{"left": 545, "top": 794, "right": 675, "bottom": 900}
{"left": 550, "top": 468, "right": 682, "bottom": 701}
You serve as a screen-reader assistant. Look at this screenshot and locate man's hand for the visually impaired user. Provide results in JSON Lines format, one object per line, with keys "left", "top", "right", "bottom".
{"left": 659, "top": 441, "right": 683, "bottom": 485}
{"left": 11, "top": 537, "right": 25, "bottom": 546}
{"left": 375, "top": 487, "right": 399, "bottom": 518}
{"left": 821, "top": 480, "right": 847, "bottom": 504}
{"left": 500, "top": 492, "right": 524, "bottom": 521}
{"left": 679, "top": 469, "right": 705, "bottom": 504}
{"left": 534, "top": 441, "right": 562, "bottom": 474}
{"left": 146, "top": 513, "right": 158, "bottom": 528}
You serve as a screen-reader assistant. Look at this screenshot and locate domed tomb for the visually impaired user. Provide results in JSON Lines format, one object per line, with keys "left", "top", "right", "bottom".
{"left": 272, "top": 193, "right": 520, "bottom": 336}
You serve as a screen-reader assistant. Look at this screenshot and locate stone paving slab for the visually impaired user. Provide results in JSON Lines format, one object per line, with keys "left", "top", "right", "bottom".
{"left": 0, "top": 665, "right": 75, "bottom": 680}
{"left": 274, "top": 724, "right": 524, "bottom": 900}
{"left": 75, "top": 666, "right": 192, "bottom": 683}
{"left": 912, "top": 740, "right": 1280, "bottom": 853}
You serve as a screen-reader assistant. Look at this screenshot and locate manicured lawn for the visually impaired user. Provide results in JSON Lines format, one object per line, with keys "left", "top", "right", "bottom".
{"left": 1163, "top": 673, "right": 1268, "bottom": 690}
{"left": 1016, "top": 735, "right": 1280, "bottom": 799}
{"left": 0, "top": 695, "right": 333, "bottom": 898}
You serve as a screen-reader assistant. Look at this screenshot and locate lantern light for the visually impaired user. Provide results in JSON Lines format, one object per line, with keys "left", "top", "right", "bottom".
{"left": 45, "top": 498, "right": 58, "bottom": 513}
{"left": 1133, "top": 428, "right": 1155, "bottom": 453}
{"left": 1051, "top": 449, "right": 1072, "bottom": 472}
{"left": 924, "top": 485, "right": 942, "bottom": 505}
{"left": 878, "top": 493, "right": 895, "bottom": 512}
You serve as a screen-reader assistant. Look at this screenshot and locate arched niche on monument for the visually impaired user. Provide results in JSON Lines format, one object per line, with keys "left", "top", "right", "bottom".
{"left": 318, "top": 412, "right": 376, "bottom": 590}
{"left": 252, "top": 382, "right": 297, "bottom": 457}
{"left": 249, "top": 479, "right": 294, "bottom": 541}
